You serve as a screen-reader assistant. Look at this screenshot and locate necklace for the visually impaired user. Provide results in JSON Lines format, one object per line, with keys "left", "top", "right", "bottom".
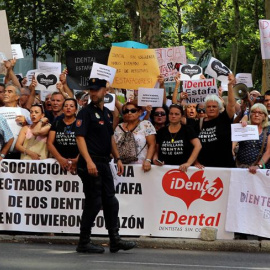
{"left": 169, "top": 125, "right": 180, "bottom": 143}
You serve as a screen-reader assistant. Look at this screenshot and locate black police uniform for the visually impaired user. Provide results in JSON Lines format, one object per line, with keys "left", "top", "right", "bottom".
{"left": 75, "top": 102, "right": 119, "bottom": 234}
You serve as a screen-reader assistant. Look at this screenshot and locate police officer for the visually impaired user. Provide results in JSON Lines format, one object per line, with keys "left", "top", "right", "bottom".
{"left": 75, "top": 78, "right": 136, "bottom": 253}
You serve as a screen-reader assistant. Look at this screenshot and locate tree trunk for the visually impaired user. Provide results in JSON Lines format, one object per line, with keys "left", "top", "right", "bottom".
{"left": 262, "top": 0, "right": 270, "bottom": 94}
{"left": 230, "top": 0, "right": 240, "bottom": 74}
{"left": 136, "top": 0, "right": 161, "bottom": 48}
{"left": 125, "top": 0, "right": 140, "bottom": 41}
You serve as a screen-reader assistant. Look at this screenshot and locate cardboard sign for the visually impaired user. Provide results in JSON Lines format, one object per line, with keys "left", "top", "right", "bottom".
{"left": 155, "top": 46, "right": 187, "bottom": 82}
{"left": 0, "top": 10, "right": 12, "bottom": 59}
{"left": 11, "top": 44, "right": 24, "bottom": 59}
{"left": 180, "top": 64, "right": 202, "bottom": 80}
{"left": 35, "top": 72, "right": 59, "bottom": 92}
{"left": 0, "top": 52, "right": 7, "bottom": 75}
{"left": 66, "top": 50, "right": 110, "bottom": 90}
{"left": 137, "top": 88, "right": 163, "bottom": 107}
{"left": 112, "top": 41, "right": 148, "bottom": 49}
{"left": 235, "top": 73, "right": 253, "bottom": 88}
{"left": 205, "top": 57, "right": 231, "bottom": 84}
{"left": 259, "top": 20, "right": 270, "bottom": 60}
{"left": 108, "top": 47, "right": 160, "bottom": 90}
{"left": 183, "top": 78, "right": 218, "bottom": 104}
{"left": 90, "top": 62, "right": 116, "bottom": 85}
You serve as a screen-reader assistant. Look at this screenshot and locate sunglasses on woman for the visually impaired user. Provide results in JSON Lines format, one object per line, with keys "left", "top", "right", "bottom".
{"left": 154, "top": 112, "right": 166, "bottom": 117}
{"left": 122, "top": 108, "right": 138, "bottom": 115}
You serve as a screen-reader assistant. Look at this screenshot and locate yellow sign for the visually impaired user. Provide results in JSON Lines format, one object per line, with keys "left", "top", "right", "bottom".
{"left": 108, "top": 46, "right": 160, "bottom": 90}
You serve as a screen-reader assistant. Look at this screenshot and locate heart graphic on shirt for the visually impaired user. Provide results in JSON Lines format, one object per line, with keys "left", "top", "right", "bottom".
{"left": 37, "top": 73, "right": 57, "bottom": 89}
{"left": 180, "top": 65, "right": 202, "bottom": 78}
{"left": 211, "top": 61, "right": 230, "bottom": 77}
{"left": 162, "top": 169, "right": 223, "bottom": 209}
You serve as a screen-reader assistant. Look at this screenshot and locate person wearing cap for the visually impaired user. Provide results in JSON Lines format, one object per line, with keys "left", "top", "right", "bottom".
{"left": 75, "top": 78, "right": 136, "bottom": 254}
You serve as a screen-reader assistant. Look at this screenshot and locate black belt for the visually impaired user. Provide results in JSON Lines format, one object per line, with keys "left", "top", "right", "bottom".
{"left": 91, "top": 155, "right": 111, "bottom": 163}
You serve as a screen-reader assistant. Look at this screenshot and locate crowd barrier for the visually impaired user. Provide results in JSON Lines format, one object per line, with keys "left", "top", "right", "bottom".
{"left": 1, "top": 159, "right": 269, "bottom": 239}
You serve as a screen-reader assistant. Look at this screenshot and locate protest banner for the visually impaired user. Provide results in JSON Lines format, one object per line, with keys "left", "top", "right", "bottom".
{"left": 0, "top": 10, "right": 12, "bottom": 60}
{"left": 108, "top": 47, "right": 160, "bottom": 90}
{"left": 259, "top": 20, "right": 270, "bottom": 60}
{"left": 11, "top": 44, "right": 24, "bottom": 59}
{"left": 90, "top": 62, "right": 116, "bottom": 85}
{"left": 235, "top": 73, "right": 253, "bottom": 88}
{"left": 226, "top": 169, "right": 270, "bottom": 238}
{"left": 66, "top": 50, "right": 110, "bottom": 90}
{"left": 112, "top": 41, "right": 148, "bottom": 49}
{"left": 205, "top": 57, "right": 231, "bottom": 84}
{"left": 231, "top": 124, "right": 259, "bottom": 142}
{"left": 0, "top": 159, "right": 233, "bottom": 239}
{"left": 137, "top": 88, "right": 163, "bottom": 107}
{"left": 25, "top": 69, "right": 37, "bottom": 86}
{"left": 37, "top": 61, "right": 62, "bottom": 74}
{"left": 182, "top": 78, "right": 218, "bottom": 104}
{"left": 35, "top": 71, "right": 59, "bottom": 92}
{"left": 155, "top": 46, "right": 187, "bottom": 82}
{"left": 180, "top": 64, "right": 202, "bottom": 81}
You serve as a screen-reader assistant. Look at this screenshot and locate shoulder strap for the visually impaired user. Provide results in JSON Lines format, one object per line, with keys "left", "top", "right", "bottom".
{"left": 199, "top": 117, "right": 204, "bottom": 131}
{"left": 253, "top": 127, "right": 268, "bottom": 165}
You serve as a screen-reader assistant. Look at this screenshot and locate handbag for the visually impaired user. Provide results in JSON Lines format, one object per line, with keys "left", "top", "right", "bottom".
{"left": 116, "top": 124, "right": 146, "bottom": 164}
{"left": 235, "top": 127, "right": 267, "bottom": 168}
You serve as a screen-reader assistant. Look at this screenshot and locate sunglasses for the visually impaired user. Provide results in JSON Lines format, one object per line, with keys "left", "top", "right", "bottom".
{"left": 197, "top": 109, "right": 205, "bottom": 113}
{"left": 154, "top": 112, "right": 166, "bottom": 117}
{"left": 122, "top": 108, "right": 138, "bottom": 115}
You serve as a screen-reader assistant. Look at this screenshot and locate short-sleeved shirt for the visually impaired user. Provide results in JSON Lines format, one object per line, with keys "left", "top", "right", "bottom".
{"left": 51, "top": 119, "right": 79, "bottom": 159}
{"left": 75, "top": 102, "right": 113, "bottom": 158}
{"left": 156, "top": 125, "right": 197, "bottom": 165}
{"left": 198, "top": 110, "right": 235, "bottom": 168}
{"left": 237, "top": 126, "right": 270, "bottom": 168}
{"left": 0, "top": 114, "right": 13, "bottom": 151}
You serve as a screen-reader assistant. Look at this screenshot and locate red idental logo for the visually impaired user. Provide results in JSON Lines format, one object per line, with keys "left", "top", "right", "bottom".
{"left": 162, "top": 169, "right": 223, "bottom": 209}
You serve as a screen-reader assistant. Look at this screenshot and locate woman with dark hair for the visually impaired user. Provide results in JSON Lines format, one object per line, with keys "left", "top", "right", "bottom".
{"left": 114, "top": 101, "right": 156, "bottom": 172}
{"left": 47, "top": 98, "right": 79, "bottom": 173}
{"left": 153, "top": 104, "right": 201, "bottom": 172}
{"left": 15, "top": 103, "right": 50, "bottom": 160}
{"left": 150, "top": 105, "right": 169, "bottom": 131}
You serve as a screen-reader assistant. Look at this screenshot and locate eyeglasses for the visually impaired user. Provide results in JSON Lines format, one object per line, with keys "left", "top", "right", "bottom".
{"left": 122, "top": 108, "right": 138, "bottom": 115}
{"left": 251, "top": 111, "right": 264, "bottom": 116}
{"left": 154, "top": 112, "right": 166, "bottom": 117}
{"left": 31, "top": 103, "right": 45, "bottom": 113}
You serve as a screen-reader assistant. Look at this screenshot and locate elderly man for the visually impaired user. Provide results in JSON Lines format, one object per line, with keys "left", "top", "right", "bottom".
{"left": 0, "top": 83, "right": 31, "bottom": 159}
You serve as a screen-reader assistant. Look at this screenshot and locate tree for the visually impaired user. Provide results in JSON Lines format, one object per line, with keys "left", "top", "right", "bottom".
{"left": 0, "top": 0, "right": 79, "bottom": 67}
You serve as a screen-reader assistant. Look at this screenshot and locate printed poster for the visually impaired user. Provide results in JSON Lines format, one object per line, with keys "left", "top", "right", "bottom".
{"left": 259, "top": 20, "right": 270, "bottom": 60}
{"left": 180, "top": 64, "right": 203, "bottom": 81}
{"left": 66, "top": 50, "right": 110, "bottom": 90}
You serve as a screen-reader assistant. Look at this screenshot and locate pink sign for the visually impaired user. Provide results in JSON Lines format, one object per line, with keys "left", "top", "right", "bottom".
{"left": 259, "top": 19, "right": 270, "bottom": 59}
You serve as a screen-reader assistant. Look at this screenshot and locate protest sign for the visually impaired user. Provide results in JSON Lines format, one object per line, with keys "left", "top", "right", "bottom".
{"left": 180, "top": 64, "right": 202, "bottom": 80}
{"left": 108, "top": 47, "right": 160, "bottom": 89}
{"left": 90, "top": 62, "right": 116, "bottom": 84}
{"left": 11, "top": 44, "right": 24, "bottom": 59}
{"left": 0, "top": 10, "right": 12, "bottom": 60}
{"left": 231, "top": 124, "right": 259, "bottom": 142}
{"left": 66, "top": 50, "right": 110, "bottom": 90}
{"left": 205, "top": 57, "right": 231, "bottom": 84}
{"left": 259, "top": 20, "right": 270, "bottom": 60}
{"left": 137, "top": 88, "right": 163, "bottom": 107}
{"left": 183, "top": 78, "right": 218, "bottom": 104}
{"left": 226, "top": 169, "right": 270, "bottom": 238}
{"left": 25, "top": 69, "right": 37, "bottom": 86}
{"left": 235, "top": 73, "right": 253, "bottom": 88}
{"left": 104, "top": 93, "right": 115, "bottom": 111}
{"left": 0, "top": 52, "right": 7, "bottom": 75}
{"left": 155, "top": 46, "right": 187, "bottom": 82}
{"left": 35, "top": 72, "right": 59, "bottom": 92}
{"left": 112, "top": 41, "right": 148, "bottom": 49}
{"left": 37, "top": 61, "right": 62, "bottom": 74}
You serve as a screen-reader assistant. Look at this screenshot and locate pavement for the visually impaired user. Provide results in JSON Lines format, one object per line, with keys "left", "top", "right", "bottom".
{"left": 1, "top": 234, "right": 270, "bottom": 253}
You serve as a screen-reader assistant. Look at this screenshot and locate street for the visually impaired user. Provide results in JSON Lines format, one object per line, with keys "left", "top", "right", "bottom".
{"left": 1, "top": 242, "right": 270, "bottom": 270}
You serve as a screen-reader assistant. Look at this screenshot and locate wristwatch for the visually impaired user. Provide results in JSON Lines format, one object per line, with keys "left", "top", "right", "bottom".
{"left": 0, "top": 153, "right": 5, "bottom": 158}
{"left": 257, "top": 164, "right": 263, "bottom": 169}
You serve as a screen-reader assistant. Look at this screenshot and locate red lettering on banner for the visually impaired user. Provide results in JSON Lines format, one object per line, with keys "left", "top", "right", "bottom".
{"left": 162, "top": 170, "right": 223, "bottom": 208}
